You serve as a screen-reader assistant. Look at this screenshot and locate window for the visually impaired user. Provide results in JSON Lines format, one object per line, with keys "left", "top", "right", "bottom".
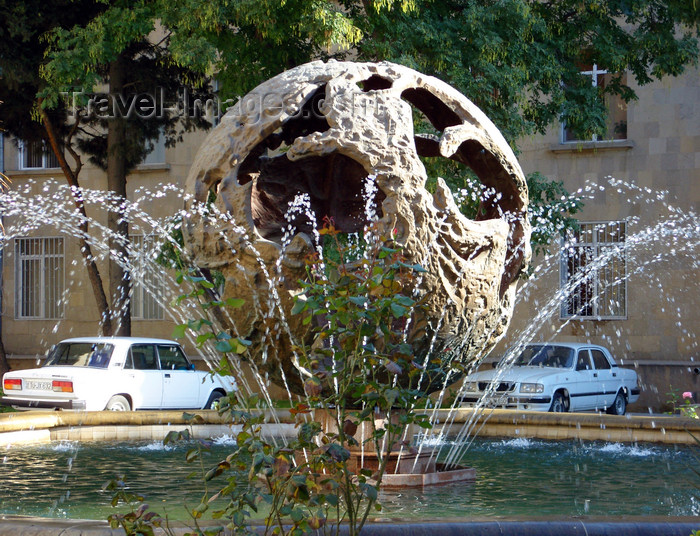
{"left": 140, "top": 132, "right": 165, "bottom": 165}
{"left": 210, "top": 79, "right": 223, "bottom": 126}
{"left": 46, "top": 342, "right": 114, "bottom": 368}
{"left": 590, "top": 349, "right": 611, "bottom": 370}
{"left": 18, "top": 140, "right": 59, "bottom": 169}
{"left": 128, "top": 345, "right": 159, "bottom": 370}
{"left": 131, "top": 235, "right": 164, "bottom": 320}
{"left": 562, "top": 64, "right": 627, "bottom": 143}
{"left": 14, "top": 237, "right": 65, "bottom": 319}
{"left": 157, "top": 344, "right": 190, "bottom": 370}
{"left": 576, "top": 350, "right": 592, "bottom": 371}
{"left": 561, "top": 221, "right": 627, "bottom": 320}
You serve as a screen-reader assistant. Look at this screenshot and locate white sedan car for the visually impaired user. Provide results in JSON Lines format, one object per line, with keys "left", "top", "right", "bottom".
{"left": 460, "top": 342, "right": 640, "bottom": 414}
{"left": 1, "top": 337, "right": 235, "bottom": 411}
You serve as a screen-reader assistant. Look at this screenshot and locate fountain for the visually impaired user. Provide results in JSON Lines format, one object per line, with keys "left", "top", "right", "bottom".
{"left": 1, "top": 181, "right": 699, "bottom": 534}
{"left": 177, "top": 60, "right": 531, "bottom": 493}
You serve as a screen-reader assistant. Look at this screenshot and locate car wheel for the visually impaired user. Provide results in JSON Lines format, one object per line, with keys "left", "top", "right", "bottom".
{"left": 105, "top": 395, "right": 131, "bottom": 411}
{"left": 549, "top": 392, "right": 568, "bottom": 413}
{"left": 606, "top": 392, "right": 627, "bottom": 415}
{"left": 204, "top": 391, "right": 224, "bottom": 410}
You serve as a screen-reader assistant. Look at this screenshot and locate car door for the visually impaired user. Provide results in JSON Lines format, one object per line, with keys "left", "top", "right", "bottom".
{"left": 569, "top": 350, "right": 599, "bottom": 411}
{"left": 124, "top": 344, "right": 164, "bottom": 409}
{"left": 158, "top": 344, "right": 199, "bottom": 408}
{"left": 590, "top": 348, "right": 616, "bottom": 409}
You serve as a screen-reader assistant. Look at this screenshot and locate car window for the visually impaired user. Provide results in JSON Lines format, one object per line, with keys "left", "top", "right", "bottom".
{"left": 513, "top": 346, "right": 544, "bottom": 366}
{"left": 576, "top": 350, "right": 593, "bottom": 371}
{"left": 591, "top": 349, "right": 611, "bottom": 370}
{"left": 130, "top": 345, "right": 159, "bottom": 370}
{"left": 158, "top": 345, "right": 190, "bottom": 370}
{"left": 45, "top": 342, "right": 114, "bottom": 368}
{"left": 513, "top": 345, "right": 574, "bottom": 368}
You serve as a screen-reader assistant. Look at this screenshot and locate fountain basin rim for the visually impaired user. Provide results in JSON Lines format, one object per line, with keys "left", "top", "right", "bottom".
{"left": 1, "top": 516, "right": 699, "bottom": 536}
{"left": 2, "top": 408, "right": 699, "bottom": 445}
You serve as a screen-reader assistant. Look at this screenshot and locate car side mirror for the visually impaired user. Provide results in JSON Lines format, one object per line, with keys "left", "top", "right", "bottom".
{"left": 492, "top": 362, "right": 499, "bottom": 369}
{"left": 189, "top": 363, "right": 196, "bottom": 371}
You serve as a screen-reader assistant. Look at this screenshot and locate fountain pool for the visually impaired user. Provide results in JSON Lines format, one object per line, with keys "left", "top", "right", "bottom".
{"left": 1, "top": 436, "right": 697, "bottom": 521}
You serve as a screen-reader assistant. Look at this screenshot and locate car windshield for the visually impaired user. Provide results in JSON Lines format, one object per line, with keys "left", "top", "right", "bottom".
{"left": 512, "top": 345, "right": 575, "bottom": 369}
{"left": 45, "top": 342, "right": 114, "bottom": 368}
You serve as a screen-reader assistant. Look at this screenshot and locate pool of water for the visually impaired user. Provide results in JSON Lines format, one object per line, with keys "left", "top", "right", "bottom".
{"left": 1, "top": 436, "right": 698, "bottom": 521}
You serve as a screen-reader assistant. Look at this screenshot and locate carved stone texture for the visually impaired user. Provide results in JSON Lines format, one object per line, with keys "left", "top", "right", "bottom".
{"left": 182, "top": 60, "right": 531, "bottom": 395}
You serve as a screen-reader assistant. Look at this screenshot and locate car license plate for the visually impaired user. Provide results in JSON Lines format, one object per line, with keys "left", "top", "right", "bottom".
{"left": 26, "top": 380, "right": 52, "bottom": 391}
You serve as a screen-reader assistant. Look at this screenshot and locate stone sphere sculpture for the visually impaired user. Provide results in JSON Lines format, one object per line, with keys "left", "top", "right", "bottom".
{"left": 182, "top": 60, "right": 531, "bottom": 395}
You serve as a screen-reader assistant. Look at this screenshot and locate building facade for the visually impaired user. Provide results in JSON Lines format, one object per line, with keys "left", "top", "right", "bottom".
{"left": 1, "top": 129, "right": 209, "bottom": 357}
{"left": 501, "top": 65, "right": 700, "bottom": 411}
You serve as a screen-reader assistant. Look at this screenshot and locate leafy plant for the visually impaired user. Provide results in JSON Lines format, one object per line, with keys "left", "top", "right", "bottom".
{"left": 105, "top": 476, "right": 167, "bottom": 536}
{"left": 155, "top": 219, "right": 431, "bottom": 536}
{"left": 667, "top": 387, "right": 699, "bottom": 419}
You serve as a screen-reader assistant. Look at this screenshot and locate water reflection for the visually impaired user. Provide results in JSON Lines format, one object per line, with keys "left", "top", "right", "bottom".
{"left": 0, "top": 438, "right": 696, "bottom": 520}
{"left": 380, "top": 438, "right": 697, "bottom": 518}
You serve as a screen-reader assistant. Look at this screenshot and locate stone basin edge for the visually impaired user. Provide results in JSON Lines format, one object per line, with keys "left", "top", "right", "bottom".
{"left": 1, "top": 516, "right": 699, "bottom": 536}
{"left": 1, "top": 408, "right": 699, "bottom": 446}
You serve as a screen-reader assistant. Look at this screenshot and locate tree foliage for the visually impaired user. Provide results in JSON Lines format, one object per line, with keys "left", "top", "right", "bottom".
{"left": 351, "top": 0, "right": 700, "bottom": 143}
{"left": 0, "top": 0, "right": 104, "bottom": 144}
{"left": 4, "top": 0, "right": 699, "bottom": 285}
{"left": 50, "top": 0, "right": 693, "bottom": 251}
{"left": 1, "top": 0, "right": 215, "bottom": 335}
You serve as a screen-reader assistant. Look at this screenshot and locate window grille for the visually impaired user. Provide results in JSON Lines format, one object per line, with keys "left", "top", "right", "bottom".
{"left": 14, "top": 237, "right": 65, "bottom": 319}
{"left": 131, "top": 235, "right": 165, "bottom": 320}
{"left": 560, "top": 221, "right": 627, "bottom": 320}
{"left": 18, "top": 140, "right": 60, "bottom": 169}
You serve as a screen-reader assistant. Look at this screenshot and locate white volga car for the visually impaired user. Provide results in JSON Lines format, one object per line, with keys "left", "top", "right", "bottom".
{"left": 460, "top": 343, "right": 640, "bottom": 414}
{"left": 1, "top": 337, "right": 236, "bottom": 411}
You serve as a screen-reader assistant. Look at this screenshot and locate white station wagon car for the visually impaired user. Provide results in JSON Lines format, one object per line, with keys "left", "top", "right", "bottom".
{"left": 460, "top": 343, "right": 640, "bottom": 414}
{"left": 1, "top": 337, "right": 236, "bottom": 411}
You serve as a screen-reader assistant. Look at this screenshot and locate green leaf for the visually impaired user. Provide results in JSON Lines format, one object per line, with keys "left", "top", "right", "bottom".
{"left": 192, "top": 501, "right": 209, "bottom": 518}
{"left": 225, "top": 298, "right": 245, "bottom": 308}
{"left": 360, "top": 482, "right": 378, "bottom": 501}
{"left": 172, "top": 324, "right": 187, "bottom": 340}
{"left": 196, "top": 332, "right": 215, "bottom": 346}
{"left": 190, "top": 318, "right": 213, "bottom": 331}
{"left": 183, "top": 413, "right": 204, "bottom": 424}
{"left": 395, "top": 295, "right": 415, "bottom": 307}
{"left": 291, "top": 298, "right": 307, "bottom": 315}
{"left": 215, "top": 340, "right": 234, "bottom": 353}
{"left": 291, "top": 474, "right": 308, "bottom": 486}
{"left": 204, "top": 461, "right": 230, "bottom": 481}
{"left": 390, "top": 303, "right": 407, "bottom": 318}
{"left": 326, "top": 443, "right": 350, "bottom": 462}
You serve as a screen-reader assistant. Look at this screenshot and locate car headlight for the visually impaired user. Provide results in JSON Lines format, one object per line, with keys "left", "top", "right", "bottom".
{"left": 520, "top": 383, "right": 544, "bottom": 394}
{"left": 464, "top": 381, "right": 479, "bottom": 392}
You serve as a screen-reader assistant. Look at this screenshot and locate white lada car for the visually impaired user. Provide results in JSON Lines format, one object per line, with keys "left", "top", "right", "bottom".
{"left": 1, "top": 337, "right": 235, "bottom": 411}
{"left": 460, "top": 343, "right": 640, "bottom": 414}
